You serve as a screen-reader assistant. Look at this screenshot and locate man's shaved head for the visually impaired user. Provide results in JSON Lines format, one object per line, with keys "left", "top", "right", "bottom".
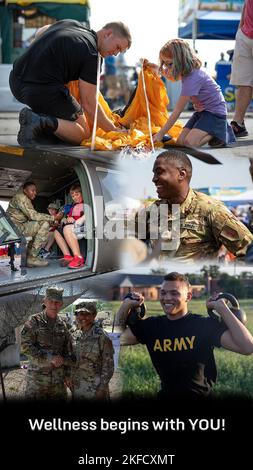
{"left": 156, "top": 150, "right": 192, "bottom": 182}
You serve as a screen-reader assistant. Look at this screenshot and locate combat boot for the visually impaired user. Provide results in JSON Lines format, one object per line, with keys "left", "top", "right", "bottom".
{"left": 17, "top": 107, "right": 58, "bottom": 147}
{"left": 27, "top": 255, "right": 49, "bottom": 268}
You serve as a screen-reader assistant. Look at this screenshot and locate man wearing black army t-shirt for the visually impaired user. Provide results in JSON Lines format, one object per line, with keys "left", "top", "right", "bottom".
{"left": 9, "top": 19, "right": 131, "bottom": 146}
{"left": 116, "top": 272, "right": 253, "bottom": 397}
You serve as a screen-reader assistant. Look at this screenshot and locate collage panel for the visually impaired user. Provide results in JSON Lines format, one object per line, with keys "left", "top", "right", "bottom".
{"left": 0, "top": 0, "right": 253, "bottom": 465}
{"left": 0, "top": 280, "right": 122, "bottom": 401}
{"left": 107, "top": 264, "right": 253, "bottom": 400}
{"left": 0, "top": 147, "right": 128, "bottom": 296}
{"left": 119, "top": 134, "right": 253, "bottom": 268}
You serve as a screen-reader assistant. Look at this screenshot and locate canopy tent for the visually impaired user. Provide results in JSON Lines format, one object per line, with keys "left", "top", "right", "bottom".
{"left": 196, "top": 186, "right": 253, "bottom": 207}
{"left": 0, "top": 0, "right": 90, "bottom": 63}
{"left": 178, "top": 10, "right": 241, "bottom": 40}
{"left": 6, "top": 0, "right": 90, "bottom": 22}
{"left": 199, "top": 188, "right": 253, "bottom": 207}
{"left": 178, "top": 0, "right": 243, "bottom": 41}
{"left": 220, "top": 189, "right": 253, "bottom": 207}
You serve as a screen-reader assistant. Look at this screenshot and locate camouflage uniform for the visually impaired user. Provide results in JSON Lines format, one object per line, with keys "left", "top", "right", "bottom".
{"left": 7, "top": 191, "right": 54, "bottom": 257}
{"left": 21, "top": 310, "right": 71, "bottom": 400}
{"left": 69, "top": 322, "right": 114, "bottom": 399}
{"left": 136, "top": 188, "right": 253, "bottom": 260}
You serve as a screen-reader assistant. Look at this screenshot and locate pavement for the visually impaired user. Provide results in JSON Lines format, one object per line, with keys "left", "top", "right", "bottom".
{"left": 1, "top": 110, "right": 253, "bottom": 156}
{"left": 0, "top": 112, "right": 20, "bottom": 146}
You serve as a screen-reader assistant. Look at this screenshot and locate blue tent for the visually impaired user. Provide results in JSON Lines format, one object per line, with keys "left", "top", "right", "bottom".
{"left": 178, "top": 11, "right": 241, "bottom": 40}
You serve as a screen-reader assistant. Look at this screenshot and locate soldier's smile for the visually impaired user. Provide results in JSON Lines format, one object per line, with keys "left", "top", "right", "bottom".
{"left": 152, "top": 158, "right": 181, "bottom": 199}
{"left": 160, "top": 280, "right": 191, "bottom": 319}
{"left": 161, "top": 301, "right": 178, "bottom": 315}
{"left": 155, "top": 184, "right": 165, "bottom": 197}
{"left": 44, "top": 299, "right": 63, "bottom": 318}
{"left": 23, "top": 183, "right": 37, "bottom": 200}
{"left": 76, "top": 312, "right": 95, "bottom": 331}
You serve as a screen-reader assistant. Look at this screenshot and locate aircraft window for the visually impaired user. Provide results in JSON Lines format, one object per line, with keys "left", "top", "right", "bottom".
{"left": 96, "top": 168, "right": 125, "bottom": 209}
{"left": 0, "top": 212, "right": 21, "bottom": 244}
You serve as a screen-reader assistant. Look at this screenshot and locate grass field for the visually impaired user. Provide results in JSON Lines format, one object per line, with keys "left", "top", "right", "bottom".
{"left": 109, "top": 299, "right": 253, "bottom": 398}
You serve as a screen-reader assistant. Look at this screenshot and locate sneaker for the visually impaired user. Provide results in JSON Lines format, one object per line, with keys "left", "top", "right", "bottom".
{"left": 230, "top": 120, "right": 248, "bottom": 137}
{"left": 60, "top": 254, "right": 74, "bottom": 267}
{"left": 68, "top": 256, "right": 85, "bottom": 269}
{"left": 27, "top": 256, "right": 49, "bottom": 268}
{"left": 38, "top": 248, "right": 51, "bottom": 259}
{"left": 162, "top": 134, "right": 172, "bottom": 143}
{"left": 208, "top": 137, "right": 226, "bottom": 148}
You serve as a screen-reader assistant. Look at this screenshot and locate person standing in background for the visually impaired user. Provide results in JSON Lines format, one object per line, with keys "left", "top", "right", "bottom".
{"left": 230, "top": 0, "right": 253, "bottom": 137}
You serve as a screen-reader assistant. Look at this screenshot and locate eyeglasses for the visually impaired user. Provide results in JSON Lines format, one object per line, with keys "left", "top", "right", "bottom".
{"left": 162, "top": 62, "right": 173, "bottom": 70}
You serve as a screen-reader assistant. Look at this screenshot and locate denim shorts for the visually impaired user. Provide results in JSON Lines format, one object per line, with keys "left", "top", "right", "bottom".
{"left": 185, "top": 110, "right": 236, "bottom": 145}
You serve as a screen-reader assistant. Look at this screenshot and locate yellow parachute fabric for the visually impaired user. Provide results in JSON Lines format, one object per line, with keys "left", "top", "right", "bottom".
{"left": 67, "top": 67, "right": 183, "bottom": 150}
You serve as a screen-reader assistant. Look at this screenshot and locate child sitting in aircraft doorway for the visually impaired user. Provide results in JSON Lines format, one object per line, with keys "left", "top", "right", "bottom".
{"left": 39, "top": 202, "right": 63, "bottom": 259}
{"left": 54, "top": 184, "right": 86, "bottom": 269}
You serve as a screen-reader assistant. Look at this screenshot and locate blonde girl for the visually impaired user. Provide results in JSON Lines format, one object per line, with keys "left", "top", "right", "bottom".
{"left": 153, "top": 39, "right": 236, "bottom": 148}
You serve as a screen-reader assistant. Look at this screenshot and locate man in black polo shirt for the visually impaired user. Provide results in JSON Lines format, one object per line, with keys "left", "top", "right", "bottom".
{"left": 116, "top": 272, "right": 253, "bottom": 397}
{"left": 9, "top": 19, "right": 131, "bottom": 146}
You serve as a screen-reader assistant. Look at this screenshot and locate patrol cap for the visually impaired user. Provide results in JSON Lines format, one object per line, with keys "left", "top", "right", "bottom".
{"left": 45, "top": 286, "right": 64, "bottom": 302}
{"left": 48, "top": 202, "right": 58, "bottom": 210}
{"left": 74, "top": 300, "right": 97, "bottom": 316}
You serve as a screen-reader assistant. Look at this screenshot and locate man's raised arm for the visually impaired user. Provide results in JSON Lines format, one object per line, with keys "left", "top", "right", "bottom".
{"left": 79, "top": 79, "right": 122, "bottom": 132}
{"left": 114, "top": 294, "right": 144, "bottom": 345}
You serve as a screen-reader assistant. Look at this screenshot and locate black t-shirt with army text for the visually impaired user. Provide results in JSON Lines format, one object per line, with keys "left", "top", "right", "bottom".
{"left": 13, "top": 19, "right": 99, "bottom": 86}
{"left": 129, "top": 313, "right": 227, "bottom": 396}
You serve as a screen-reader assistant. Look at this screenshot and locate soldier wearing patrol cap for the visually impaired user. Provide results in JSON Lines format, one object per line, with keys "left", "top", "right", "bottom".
{"left": 66, "top": 300, "right": 114, "bottom": 400}
{"left": 21, "top": 286, "right": 71, "bottom": 400}
{"left": 136, "top": 150, "right": 253, "bottom": 260}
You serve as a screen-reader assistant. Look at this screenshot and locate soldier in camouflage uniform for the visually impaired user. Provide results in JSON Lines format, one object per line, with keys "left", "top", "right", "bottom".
{"left": 67, "top": 301, "right": 114, "bottom": 400}
{"left": 21, "top": 286, "right": 71, "bottom": 400}
{"left": 135, "top": 150, "right": 253, "bottom": 261}
{"left": 7, "top": 181, "right": 60, "bottom": 267}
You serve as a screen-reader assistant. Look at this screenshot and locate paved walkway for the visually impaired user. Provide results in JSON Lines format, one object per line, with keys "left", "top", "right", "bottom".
{"left": 1, "top": 111, "right": 253, "bottom": 159}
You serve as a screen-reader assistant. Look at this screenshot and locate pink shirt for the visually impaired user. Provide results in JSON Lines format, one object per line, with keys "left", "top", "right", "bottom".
{"left": 241, "top": 0, "right": 253, "bottom": 39}
{"left": 69, "top": 203, "right": 84, "bottom": 220}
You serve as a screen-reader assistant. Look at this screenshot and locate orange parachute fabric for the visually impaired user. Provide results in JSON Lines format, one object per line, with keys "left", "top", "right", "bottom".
{"left": 67, "top": 66, "right": 183, "bottom": 150}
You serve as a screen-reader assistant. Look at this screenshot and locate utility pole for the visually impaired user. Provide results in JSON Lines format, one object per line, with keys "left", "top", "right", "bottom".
{"left": 192, "top": 0, "right": 199, "bottom": 51}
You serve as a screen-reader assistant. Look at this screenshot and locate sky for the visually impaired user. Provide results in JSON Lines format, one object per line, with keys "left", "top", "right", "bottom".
{"left": 89, "top": 0, "right": 235, "bottom": 74}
